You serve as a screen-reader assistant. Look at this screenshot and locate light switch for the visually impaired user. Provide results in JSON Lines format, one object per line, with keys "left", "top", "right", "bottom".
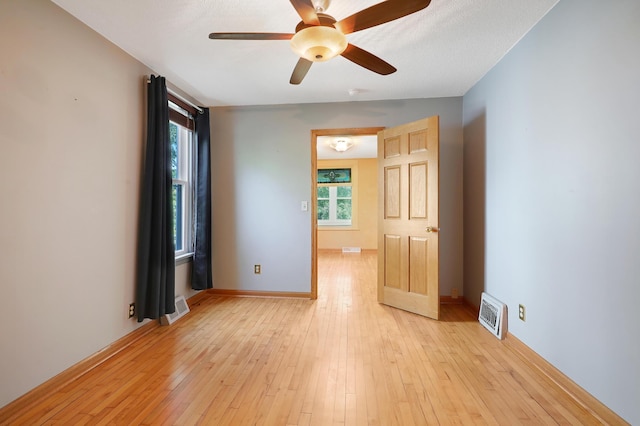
{"left": 301, "top": 201, "right": 308, "bottom": 211}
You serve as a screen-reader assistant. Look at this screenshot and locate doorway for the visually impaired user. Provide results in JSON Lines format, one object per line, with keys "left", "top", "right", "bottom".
{"left": 310, "top": 127, "right": 384, "bottom": 299}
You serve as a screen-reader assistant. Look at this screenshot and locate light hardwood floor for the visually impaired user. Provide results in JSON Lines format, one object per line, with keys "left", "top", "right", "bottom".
{"left": 1, "top": 251, "right": 619, "bottom": 425}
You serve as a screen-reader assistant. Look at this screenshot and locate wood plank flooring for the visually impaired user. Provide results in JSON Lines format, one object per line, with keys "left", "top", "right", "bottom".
{"left": 1, "top": 251, "right": 613, "bottom": 425}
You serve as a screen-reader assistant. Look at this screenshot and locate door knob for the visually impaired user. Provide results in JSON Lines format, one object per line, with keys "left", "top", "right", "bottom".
{"left": 425, "top": 226, "right": 439, "bottom": 233}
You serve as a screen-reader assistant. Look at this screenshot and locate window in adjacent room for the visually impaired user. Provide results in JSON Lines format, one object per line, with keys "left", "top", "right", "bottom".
{"left": 317, "top": 185, "right": 352, "bottom": 226}
{"left": 168, "top": 94, "right": 196, "bottom": 259}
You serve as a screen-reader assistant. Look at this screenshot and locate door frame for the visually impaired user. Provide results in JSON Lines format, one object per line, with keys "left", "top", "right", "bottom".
{"left": 310, "top": 127, "right": 385, "bottom": 299}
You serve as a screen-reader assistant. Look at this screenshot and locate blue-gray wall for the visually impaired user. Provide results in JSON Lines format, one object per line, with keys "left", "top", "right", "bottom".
{"left": 210, "top": 99, "right": 463, "bottom": 298}
{"left": 463, "top": 1, "right": 640, "bottom": 423}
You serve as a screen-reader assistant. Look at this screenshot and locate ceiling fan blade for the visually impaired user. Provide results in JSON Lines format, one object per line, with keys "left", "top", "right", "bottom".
{"left": 209, "top": 32, "right": 294, "bottom": 40}
{"left": 290, "top": 58, "right": 313, "bottom": 85}
{"left": 341, "top": 44, "right": 396, "bottom": 75}
{"left": 335, "top": 0, "right": 431, "bottom": 35}
{"left": 289, "top": 0, "right": 320, "bottom": 26}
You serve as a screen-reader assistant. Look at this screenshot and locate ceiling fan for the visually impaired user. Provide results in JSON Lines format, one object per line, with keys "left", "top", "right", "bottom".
{"left": 209, "top": 0, "right": 432, "bottom": 85}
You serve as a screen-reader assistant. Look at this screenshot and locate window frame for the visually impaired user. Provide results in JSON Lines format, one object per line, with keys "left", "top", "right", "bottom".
{"left": 317, "top": 184, "right": 353, "bottom": 227}
{"left": 168, "top": 94, "right": 196, "bottom": 260}
{"left": 316, "top": 161, "right": 359, "bottom": 230}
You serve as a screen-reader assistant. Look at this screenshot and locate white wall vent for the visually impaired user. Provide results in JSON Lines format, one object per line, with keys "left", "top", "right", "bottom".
{"left": 478, "top": 292, "right": 507, "bottom": 340}
{"left": 342, "top": 247, "right": 361, "bottom": 253}
{"left": 160, "top": 295, "right": 190, "bottom": 326}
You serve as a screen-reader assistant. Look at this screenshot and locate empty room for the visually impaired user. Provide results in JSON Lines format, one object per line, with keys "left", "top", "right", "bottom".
{"left": 1, "top": 0, "right": 638, "bottom": 424}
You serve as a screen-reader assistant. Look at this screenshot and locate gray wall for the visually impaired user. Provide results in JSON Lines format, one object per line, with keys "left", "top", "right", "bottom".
{"left": 210, "top": 99, "right": 463, "bottom": 297}
{"left": 0, "top": 0, "right": 197, "bottom": 407}
{"left": 463, "top": 1, "right": 640, "bottom": 423}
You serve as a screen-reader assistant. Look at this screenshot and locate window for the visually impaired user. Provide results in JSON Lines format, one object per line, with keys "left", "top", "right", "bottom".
{"left": 317, "top": 185, "right": 352, "bottom": 226}
{"left": 169, "top": 96, "right": 195, "bottom": 258}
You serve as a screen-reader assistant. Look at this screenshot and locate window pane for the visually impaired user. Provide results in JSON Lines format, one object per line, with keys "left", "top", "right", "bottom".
{"left": 317, "top": 200, "right": 329, "bottom": 220}
{"left": 170, "top": 113, "right": 193, "bottom": 256}
{"left": 337, "top": 199, "right": 352, "bottom": 220}
{"left": 173, "top": 184, "right": 183, "bottom": 251}
{"left": 170, "top": 122, "right": 179, "bottom": 179}
{"left": 337, "top": 186, "right": 352, "bottom": 198}
{"left": 317, "top": 186, "right": 329, "bottom": 198}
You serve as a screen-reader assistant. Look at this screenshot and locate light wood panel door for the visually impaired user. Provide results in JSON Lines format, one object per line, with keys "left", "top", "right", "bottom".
{"left": 378, "top": 116, "right": 439, "bottom": 319}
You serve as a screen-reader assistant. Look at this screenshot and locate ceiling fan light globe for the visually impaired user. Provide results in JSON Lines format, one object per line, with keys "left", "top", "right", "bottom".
{"left": 290, "top": 26, "right": 347, "bottom": 62}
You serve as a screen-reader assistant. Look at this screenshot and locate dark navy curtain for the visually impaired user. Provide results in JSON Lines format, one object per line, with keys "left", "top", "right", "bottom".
{"left": 136, "top": 75, "right": 175, "bottom": 321}
{"left": 192, "top": 109, "right": 213, "bottom": 290}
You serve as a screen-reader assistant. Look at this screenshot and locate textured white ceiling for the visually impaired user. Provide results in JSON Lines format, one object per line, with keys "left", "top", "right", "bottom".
{"left": 51, "top": 0, "right": 558, "bottom": 107}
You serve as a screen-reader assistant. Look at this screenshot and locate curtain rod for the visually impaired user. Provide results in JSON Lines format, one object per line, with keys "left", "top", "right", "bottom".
{"left": 146, "top": 77, "right": 204, "bottom": 114}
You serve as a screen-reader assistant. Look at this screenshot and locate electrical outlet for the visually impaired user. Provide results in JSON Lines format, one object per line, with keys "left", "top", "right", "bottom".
{"left": 128, "top": 303, "right": 135, "bottom": 319}
{"left": 254, "top": 264, "right": 261, "bottom": 274}
{"left": 451, "top": 288, "right": 459, "bottom": 299}
{"left": 518, "top": 304, "right": 526, "bottom": 321}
